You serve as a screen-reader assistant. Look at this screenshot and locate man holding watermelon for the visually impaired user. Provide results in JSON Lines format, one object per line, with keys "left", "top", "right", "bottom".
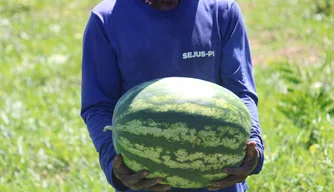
{"left": 80, "top": 0, "right": 264, "bottom": 191}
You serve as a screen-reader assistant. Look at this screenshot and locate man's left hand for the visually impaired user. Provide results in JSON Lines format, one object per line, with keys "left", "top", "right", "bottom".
{"left": 207, "top": 141, "right": 260, "bottom": 191}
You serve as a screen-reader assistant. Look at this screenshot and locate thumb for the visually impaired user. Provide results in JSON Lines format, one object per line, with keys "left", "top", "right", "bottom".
{"left": 247, "top": 141, "right": 257, "bottom": 152}
{"left": 244, "top": 142, "right": 257, "bottom": 161}
{"left": 246, "top": 141, "right": 260, "bottom": 171}
{"left": 113, "top": 154, "right": 123, "bottom": 168}
{"left": 222, "top": 142, "right": 258, "bottom": 176}
{"left": 113, "top": 154, "right": 132, "bottom": 175}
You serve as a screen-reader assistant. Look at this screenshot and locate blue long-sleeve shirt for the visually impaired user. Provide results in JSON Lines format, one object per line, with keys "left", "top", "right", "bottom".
{"left": 80, "top": 0, "right": 264, "bottom": 191}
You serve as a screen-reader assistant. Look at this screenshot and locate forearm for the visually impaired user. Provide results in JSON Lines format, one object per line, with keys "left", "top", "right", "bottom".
{"left": 81, "top": 105, "right": 129, "bottom": 190}
{"left": 239, "top": 95, "right": 264, "bottom": 174}
{"left": 218, "top": 1, "right": 264, "bottom": 174}
{"left": 99, "top": 136, "right": 129, "bottom": 191}
{"left": 81, "top": 10, "right": 127, "bottom": 190}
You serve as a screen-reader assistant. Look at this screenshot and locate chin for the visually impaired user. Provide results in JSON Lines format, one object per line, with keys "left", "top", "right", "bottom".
{"left": 159, "top": 6, "right": 177, "bottom": 11}
{"left": 156, "top": 0, "right": 179, "bottom": 10}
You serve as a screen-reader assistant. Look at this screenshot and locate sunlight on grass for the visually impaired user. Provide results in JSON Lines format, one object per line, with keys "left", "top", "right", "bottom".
{"left": 0, "top": 0, "right": 113, "bottom": 191}
{"left": 0, "top": 0, "right": 333, "bottom": 191}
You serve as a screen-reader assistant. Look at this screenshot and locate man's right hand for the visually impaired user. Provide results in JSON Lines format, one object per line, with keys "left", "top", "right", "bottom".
{"left": 113, "top": 155, "right": 172, "bottom": 192}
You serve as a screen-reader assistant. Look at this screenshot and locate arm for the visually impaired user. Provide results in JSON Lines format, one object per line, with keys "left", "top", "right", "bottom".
{"left": 80, "top": 12, "right": 129, "bottom": 191}
{"left": 219, "top": 1, "right": 264, "bottom": 174}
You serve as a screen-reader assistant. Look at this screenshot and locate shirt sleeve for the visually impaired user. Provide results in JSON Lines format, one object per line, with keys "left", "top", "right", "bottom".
{"left": 80, "top": 12, "right": 130, "bottom": 190}
{"left": 219, "top": 1, "right": 264, "bottom": 174}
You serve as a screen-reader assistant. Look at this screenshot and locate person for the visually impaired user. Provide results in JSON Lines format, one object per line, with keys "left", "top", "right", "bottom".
{"left": 80, "top": 0, "right": 264, "bottom": 191}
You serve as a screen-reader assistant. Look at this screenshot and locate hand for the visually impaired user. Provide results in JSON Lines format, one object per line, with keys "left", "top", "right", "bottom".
{"left": 113, "top": 155, "right": 172, "bottom": 192}
{"left": 208, "top": 141, "right": 260, "bottom": 191}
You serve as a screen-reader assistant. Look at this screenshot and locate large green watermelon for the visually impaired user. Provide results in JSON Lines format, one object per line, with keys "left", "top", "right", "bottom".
{"left": 104, "top": 77, "right": 252, "bottom": 189}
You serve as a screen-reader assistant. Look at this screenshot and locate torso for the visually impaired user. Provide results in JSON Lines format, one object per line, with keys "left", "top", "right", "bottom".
{"left": 93, "top": 0, "right": 232, "bottom": 94}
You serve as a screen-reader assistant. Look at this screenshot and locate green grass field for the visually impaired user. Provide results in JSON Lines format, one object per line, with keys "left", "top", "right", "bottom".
{"left": 0, "top": 0, "right": 333, "bottom": 191}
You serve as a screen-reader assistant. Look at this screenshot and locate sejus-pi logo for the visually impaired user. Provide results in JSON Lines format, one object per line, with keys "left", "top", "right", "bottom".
{"left": 182, "top": 51, "right": 215, "bottom": 59}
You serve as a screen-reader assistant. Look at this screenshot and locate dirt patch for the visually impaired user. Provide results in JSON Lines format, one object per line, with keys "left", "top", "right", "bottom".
{"left": 238, "top": 2, "right": 322, "bottom": 67}
{"left": 250, "top": 38, "right": 319, "bottom": 67}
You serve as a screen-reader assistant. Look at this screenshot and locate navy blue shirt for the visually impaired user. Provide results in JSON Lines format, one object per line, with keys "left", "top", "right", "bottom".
{"left": 81, "top": 0, "right": 264, "bottom": 191}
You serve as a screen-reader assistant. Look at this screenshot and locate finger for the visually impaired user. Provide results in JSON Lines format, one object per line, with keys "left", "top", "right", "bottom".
{"left": 127, "top": 170, "right": 149, "bottom": 185}
{"left": 134, "top": 177, "right": 162, "bottom": 189}
{"left": 247, "top": 141, "right": 257, "bottom": 150}
{"left": 210, "top": 176, "right": 246, "bottom": 189}
{"left": 222, "top": 143, "right": 258, "bottom": 176}
{"left": 146, "top": 184, "right": 172, "bottom": 192}
{"left": 224, "top": 159, "right": 257, "bottom": 176}
{"left": 247, "top": 142, "right": 257, "bottom": 155}
{"left": 113, "top": 155, "right": 122, "bottom": 169}
{"left": 113, "top": 155, "right": 132, "bottom": 175}
{"left": 242, "top": 142, "right": 257, "bottom": 162}
{"left": 223, "top": 162, "right": 254, "bottom": 176}
{"left": 210, "top": 175, "right": 247, "bottom": 189}
{"left": 240, "top": 142, "right": 260, "bottom": 171}
{"left": 207, "top": 187, "right": 221, "bottom": 191}
{"left": 113, "top": 155, "right": 131, "bottom": 174}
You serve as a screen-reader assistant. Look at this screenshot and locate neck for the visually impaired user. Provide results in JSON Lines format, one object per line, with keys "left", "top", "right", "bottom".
{"left": 142, "top": 0, "right": 182, "bottom": 11}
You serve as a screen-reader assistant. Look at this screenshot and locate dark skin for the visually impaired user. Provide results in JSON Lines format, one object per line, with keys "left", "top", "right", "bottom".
{"left": 113, "top": 142, "right": 259, "bottom": 191}
{"left": 143, "top": 0, "right": 183, "bottom": 11}
{"left": 112, "top": 1, "right": 260, "bottom": 191}
{"left": 113, "top": 155, "right": 172, "bottom": 192}
{"left": 111, "top": 2, "right": 179, "bottom": 192}
{"left": 207, "top": 141, "right": 260, "bottom": 191}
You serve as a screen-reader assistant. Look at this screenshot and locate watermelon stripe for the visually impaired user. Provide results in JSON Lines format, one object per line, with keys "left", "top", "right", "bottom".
{"left": 118, "top": 142, "right": 224, "bottom": 188}
{"left": 117, "top": 109, "right": 250, "bottom": 131}
{"left": 122, "top": 101, "right": 249, "bottom": 128}
{"left": 115, "top": 102, "right": 251, "bottom": 134}
{"left": 109, "top": 77, "right": 253, "bottom": 188}
{"left": 122, "top": 154, "right": 204, "bottom": 188}
{"left": 137, "top": 87, "right": 248, "bottom": 110}
{"left": 130, "top": 78, "right": 244, "bottom": 109}
{"left": 113, "top": 115, "right": 250, "bottom": 149}
{"left": 116, "top": 136, "right": 245, "bottom": 172}
{"left": 120, "top": 133, "right": 247, "bottom": 161}
{"left": 202, "top": 172, "right": 229, "bottom": 181}
{"left": 116, "top": 126, "right": 247, "bottom": 154}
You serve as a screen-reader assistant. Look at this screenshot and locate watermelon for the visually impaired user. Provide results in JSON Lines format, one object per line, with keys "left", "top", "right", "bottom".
{"left": 104, "top": 77, "right": 252, "bottom": 189}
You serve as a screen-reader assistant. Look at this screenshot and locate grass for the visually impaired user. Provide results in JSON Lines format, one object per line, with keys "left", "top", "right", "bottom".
{"left": 247, "top": 60, "right": 334, "bottom": 191}
{"left": 0, "top": 0, "right": 333, "bottom": 191}
{"left": 0, "top": 0, "right": 110, "bottom": 191}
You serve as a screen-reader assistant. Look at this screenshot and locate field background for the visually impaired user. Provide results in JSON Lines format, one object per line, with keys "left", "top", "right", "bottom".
{"left": 0, "top": 0, "right": 333, "bottom": 191}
